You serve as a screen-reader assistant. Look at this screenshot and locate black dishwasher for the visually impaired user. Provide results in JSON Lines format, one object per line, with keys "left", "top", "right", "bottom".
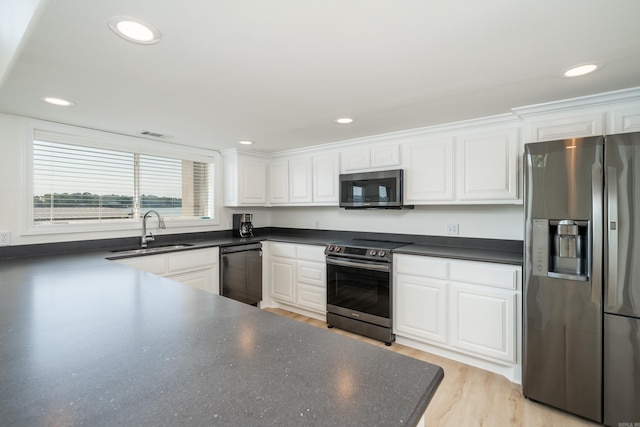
{"left": 220, "top": 242, "right": 262, "bottom": 305}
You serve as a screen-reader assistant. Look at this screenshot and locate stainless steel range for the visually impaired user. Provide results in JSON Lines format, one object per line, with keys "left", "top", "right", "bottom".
{"left": 325, "top": 239, "right": 406, "bottom": 345}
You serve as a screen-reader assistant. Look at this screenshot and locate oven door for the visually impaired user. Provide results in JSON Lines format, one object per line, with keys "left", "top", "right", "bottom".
{"left": 326, "top": 256, "right": 391, "bottom": 327}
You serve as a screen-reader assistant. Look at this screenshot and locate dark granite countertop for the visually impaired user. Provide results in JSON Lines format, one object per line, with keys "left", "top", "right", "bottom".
{"left": 0, "top": 227, "right": 522, "bottom": 266}
{"left": 0, "top": 254, "right": 443, "bottom": 426}
{"left": 102, "top": 232, "right": 522, "bottom": 265}
{"left": 394, "top": 244, "right": 523, "bottom": 265}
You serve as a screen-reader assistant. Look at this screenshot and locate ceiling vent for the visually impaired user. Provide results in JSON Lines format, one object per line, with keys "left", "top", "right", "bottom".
{"left": 140, "top": 130, "right": 173, "bottom": 139}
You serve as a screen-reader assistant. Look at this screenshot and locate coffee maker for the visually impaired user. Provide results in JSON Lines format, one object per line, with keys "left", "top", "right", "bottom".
{"left": 233, "top": 213, "right": 254, "bottom": 237}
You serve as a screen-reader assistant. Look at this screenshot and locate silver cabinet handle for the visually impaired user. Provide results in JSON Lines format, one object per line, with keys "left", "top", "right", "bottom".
{"left": 590, "top": 148, "right": 603, "bottom": 304}
{"left": 606, "top": 166, "right": 618, "bottom": 307}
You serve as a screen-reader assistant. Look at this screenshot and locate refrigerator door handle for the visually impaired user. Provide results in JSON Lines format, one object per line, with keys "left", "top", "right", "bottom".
{"left": 606, "top": 166, "right": 618, "bottom": 307}
{"left": 591, "top": 158, "right": 603, "bottom": 304}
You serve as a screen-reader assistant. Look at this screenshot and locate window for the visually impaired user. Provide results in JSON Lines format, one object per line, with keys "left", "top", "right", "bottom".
{"left": 30, "top": 128, "right": 216, "bottom": 229}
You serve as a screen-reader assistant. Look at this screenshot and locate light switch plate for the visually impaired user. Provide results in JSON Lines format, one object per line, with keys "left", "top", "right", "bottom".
{"left": 0, "top": 231, "right": 10, "bottom": 246}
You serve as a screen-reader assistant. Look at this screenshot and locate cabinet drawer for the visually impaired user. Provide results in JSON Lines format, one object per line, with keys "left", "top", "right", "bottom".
{"left": 297, "top": 283, "right": 326, "bottom": 313}
{"left": 168, "top": 248, "right": 218, "bottom": 272}
{"left": 449, "top": 261, "right": 520, "bottom": 290}
{"left": 395, "top": 254, "right": 447, "bottom": 279}
{"left": 270, "top": 242, "right": 297, "bottom": 258}
{"left": 297, "top": 260, "right": 325, "bottom": 286}
{"left": 296, "top": 244, "right": 325, "bottom": 262}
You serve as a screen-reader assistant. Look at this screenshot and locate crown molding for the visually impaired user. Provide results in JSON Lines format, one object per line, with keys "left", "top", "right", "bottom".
{"left": 512, "top": 86, "right": 640, "bottom": 118}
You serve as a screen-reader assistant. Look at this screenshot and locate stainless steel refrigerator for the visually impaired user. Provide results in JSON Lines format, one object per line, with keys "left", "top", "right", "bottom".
{"left": 524, "top": 132, "right": 640, "bottom": 425}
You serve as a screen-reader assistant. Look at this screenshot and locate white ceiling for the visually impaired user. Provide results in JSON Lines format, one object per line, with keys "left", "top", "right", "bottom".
{"left": 1, "top": 0, "right": 640, "bottom": 153}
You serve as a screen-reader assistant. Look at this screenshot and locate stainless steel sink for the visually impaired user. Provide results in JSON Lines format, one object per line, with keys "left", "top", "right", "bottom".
{"left": 108, "top": 243, "right": 194, "bottom": 258}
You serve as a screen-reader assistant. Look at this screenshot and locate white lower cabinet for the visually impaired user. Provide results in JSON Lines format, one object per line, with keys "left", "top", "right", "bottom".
{"left": 394, "top": 253, "right": 522, "bottom": 383}
{"left": 270, "top": 255, "right": 296, "bottom": 303}
{"left": 112, "top": 247, "right": 220, "bottom": 294}
{"left": 449, "top": 283, "right": 516, "bottom": 363}
{"left": 395, "top": 274, "right": 447, "bottom": 344}
{"left": 264, "top": 242, "right": 326, "bottom": 320}
{"left": 296, "top": 260, "right": 326, "bottom": 312}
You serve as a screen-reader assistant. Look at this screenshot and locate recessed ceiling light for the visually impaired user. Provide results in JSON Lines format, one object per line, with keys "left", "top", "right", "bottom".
{"left": 238, "top": 140, "right": 254, "bottom": 145}
{"left": 336, "top": 117, "right": 354, "bottom": 124}
{"left": 108, "top": 16, "right": 161, "bottom": 44}
{"left": 562, "top": 63, "right": 600, "bottom": 78}
{"left": 41, "top": 96, "right": 75, "bottom": 107}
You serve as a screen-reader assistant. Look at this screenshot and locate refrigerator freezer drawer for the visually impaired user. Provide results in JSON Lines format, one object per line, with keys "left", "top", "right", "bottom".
{"left": 604, "top": 314, "right": 640, "bottom": 427}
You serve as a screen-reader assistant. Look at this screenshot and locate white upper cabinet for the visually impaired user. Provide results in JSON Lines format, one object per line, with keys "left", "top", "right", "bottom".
{"left": 522, "top": 112, "right": 605, "bottom": 143}
{"left": 289, "top": 157, "right": 313, "bottom": 203}
{"left": 223, "top": 149, "right": 268, "bottom": 207}
{"left": 341, "top": 147, "right": 370, "bottom": 172}
{"left": 268, "top": 152, "right": 339, "bottom": 206}
{"left": 609, "top": 104, "right": 640, "bottom": 135}
{"left": 313, "top": 152, "right": 340, "bottom": 204}
{"left": 341, "top": 144, "right": 400, "bottom": 172}
{"left": 456, "top": 128, "right": 519, "bottom": 201}
{"left": 403, "top": 137, "right": 455, "bottom": 202}
{"left": 269, "top": 159, "right": 289, "bottom": 204}
{"left": 371, "top": 144, "right": 400, "bottom": 168}
{"left": 401, "top": 126, "right": 520, "bottom": 204}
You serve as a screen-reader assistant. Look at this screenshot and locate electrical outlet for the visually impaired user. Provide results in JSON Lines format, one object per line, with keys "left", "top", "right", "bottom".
{"left": 0, "top": 231, "right": 10, "bottom": 246}
{"left": 446, "top": 224, "right": 459, "bottom": 235}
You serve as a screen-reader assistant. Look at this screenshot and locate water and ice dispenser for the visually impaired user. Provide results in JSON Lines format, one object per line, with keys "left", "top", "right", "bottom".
{"left": 531, "top": 219, "right": 589, "bottom": 281}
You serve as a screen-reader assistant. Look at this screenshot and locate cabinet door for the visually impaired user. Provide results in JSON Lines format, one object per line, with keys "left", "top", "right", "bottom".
{"left": 269, "top": 159, "right": 289, "bottom": 204}
{"left": 456, "top": 129, "right": 518, "bottom": 200}
{"left": 239, "top": 157, "right": 267, "bottom": 204}
{"left": 525, "top": 112, "right": 604, "bottom": 142}
{"left": 313, "top": 153, "right": 340, "bottom": 204}
{"left": 341, "top": 148, "right": 370, "bottom": 172}
{"left": 289, "top": 157, "right": 313, "bottom": 203}
{"left": 395, "top": 273, "right": 448, "bottom": 344}
{"left": 609, "top": 105, "right": 640, "bottom": 135}
{"left": 403, "top": 138, "right": 454, "bottom": 202}
{"left": 449, "top": 283, "right": 516, "bottom": 363}
{"left": 270, "top": 256, "right": 296, "bottom": 303}
{"left": 371, "top": 144, "right": 400, "bottom": 168}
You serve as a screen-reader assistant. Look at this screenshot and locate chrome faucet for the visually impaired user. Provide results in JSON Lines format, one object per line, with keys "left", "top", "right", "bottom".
{"left": 141, "top": 210, "right": 166, "bottom": 247}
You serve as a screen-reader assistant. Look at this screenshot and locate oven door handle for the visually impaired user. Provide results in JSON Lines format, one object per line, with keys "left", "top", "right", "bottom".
{"left": 326, "top": 257, "right": 390, "bottom": 272}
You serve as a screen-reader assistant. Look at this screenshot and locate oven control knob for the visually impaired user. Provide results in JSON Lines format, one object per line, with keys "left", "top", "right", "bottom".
{"left": 335, "top": 246, "right": 342, "bottom": 252}
{"left": 327, "top": 245, "right": 334, "bottom": 251}
{"left": 378, "top": 250, "right": 386, "bottom": 257}
{"left": 368, "top": 249, "right": 376, "bottom": 256}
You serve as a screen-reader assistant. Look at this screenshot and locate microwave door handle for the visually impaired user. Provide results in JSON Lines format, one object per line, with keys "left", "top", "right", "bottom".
{"left": 606, "top": 166, "right": 618, "bottom": 308}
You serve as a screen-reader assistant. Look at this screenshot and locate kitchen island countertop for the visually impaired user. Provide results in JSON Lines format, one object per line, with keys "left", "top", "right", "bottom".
{"left": 0, "top": 253, "right": 443, "bottom": 426}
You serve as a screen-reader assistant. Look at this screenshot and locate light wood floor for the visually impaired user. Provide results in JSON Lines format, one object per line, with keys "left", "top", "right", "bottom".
{"left": 265, "top": 307, "right": 601, "bottom": 427}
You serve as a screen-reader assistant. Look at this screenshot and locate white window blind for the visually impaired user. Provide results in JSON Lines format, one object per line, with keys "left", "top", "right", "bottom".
{"left": 32, "top": 138, "right": 214, "bottom": 225}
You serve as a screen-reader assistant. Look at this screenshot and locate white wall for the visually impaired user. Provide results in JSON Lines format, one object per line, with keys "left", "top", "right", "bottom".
{"left": 269, "top": 205, "right": 523, "bottom": 240}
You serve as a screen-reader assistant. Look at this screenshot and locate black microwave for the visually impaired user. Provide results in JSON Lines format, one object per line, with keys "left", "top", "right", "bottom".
{"left": 339, "top": 169, "right": 412, "bottom": 209}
